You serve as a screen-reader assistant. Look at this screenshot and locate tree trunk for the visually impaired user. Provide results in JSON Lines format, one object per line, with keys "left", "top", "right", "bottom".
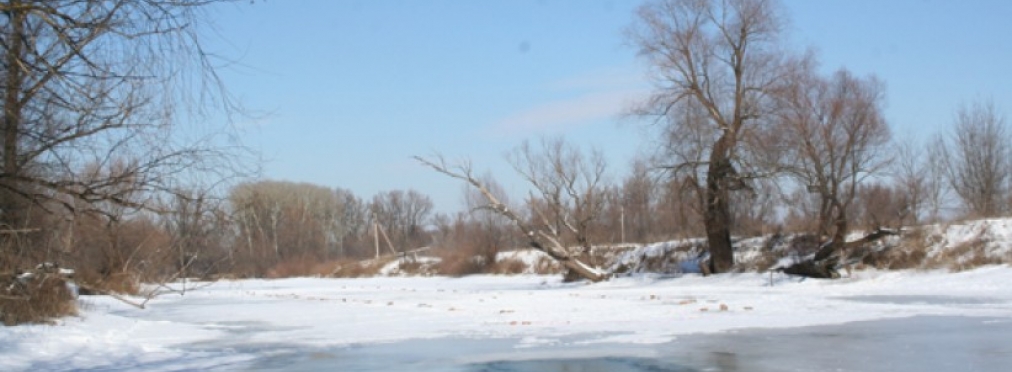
{"left": 705, "top": 136, "right": 735, "bottom": 273}
{"left": 814, "top": 203, "right": 848, "bottom": 262}
{"left": 2, "top": 4, "right": 26, "bottom": 228}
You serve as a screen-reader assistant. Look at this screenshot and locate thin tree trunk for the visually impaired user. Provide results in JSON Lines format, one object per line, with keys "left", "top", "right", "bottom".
{"left": 2, "top": 4, "right": 26, "bottom": 228}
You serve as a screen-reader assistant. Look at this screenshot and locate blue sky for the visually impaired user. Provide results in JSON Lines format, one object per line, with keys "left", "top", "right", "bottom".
{"left": 205, "top": 0, "right": 1012, "bottom": 213}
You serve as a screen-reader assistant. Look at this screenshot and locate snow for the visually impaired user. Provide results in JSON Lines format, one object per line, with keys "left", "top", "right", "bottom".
{"left": 378, "top": 256, "right": 441, "bottom": 276}
{"left": 3, "top": 266, "right": 1012, "bottom": 371}
{"left": 496, "top": 249, "right": 552, "bottom": 273}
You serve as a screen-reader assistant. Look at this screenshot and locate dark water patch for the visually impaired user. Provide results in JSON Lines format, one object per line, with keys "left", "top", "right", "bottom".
{"left": 195, "top": 316, "right": 1012, "bottom": 371}
{"left": 663, "top": 316, "right": 1012, "bottom": 372}
{"left": 467, "top": 357, "right": 696, "bottom": 372}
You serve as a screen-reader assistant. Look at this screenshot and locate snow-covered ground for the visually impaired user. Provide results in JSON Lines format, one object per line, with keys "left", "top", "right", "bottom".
{"left": 2, "top": 266, "right": 1011, "bottom": 371}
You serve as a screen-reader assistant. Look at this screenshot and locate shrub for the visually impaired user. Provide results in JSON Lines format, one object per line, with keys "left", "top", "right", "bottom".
{"left": 74, "top": 269, "right": 139, "bottom": 295}
{"left": 489, "top": 258, "right": 526, "bottom": 275}
{"left": 435, "top": 251, "right": 486, "bottom": 277}
{"left": 1, "top": 273, "right": 77, "bottom": 326}
{"left": 266, "top": 257, "right": 387, "bottom": 278}
{"left": 265, "top": 258, "right": 316, "bottom": 279}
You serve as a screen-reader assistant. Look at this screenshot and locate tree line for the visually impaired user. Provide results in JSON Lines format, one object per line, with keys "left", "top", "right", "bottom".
{"left": 3, "top": 0, "right": 1010, "bottom": 285}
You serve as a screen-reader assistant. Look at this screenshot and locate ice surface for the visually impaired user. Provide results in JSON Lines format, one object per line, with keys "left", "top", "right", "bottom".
{"left": 2, "top": 267, "right": 1011, "bottom": 371}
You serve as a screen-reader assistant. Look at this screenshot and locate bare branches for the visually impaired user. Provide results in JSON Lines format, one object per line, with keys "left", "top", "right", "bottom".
{"left": 415, "top": 155, "right": 608, "bottom": 282}
{"left": 629, "top": 0, "right": 791, "bottom": 273}
{"left": 1, "top": 0, "right": 253, "bottom": 243}
{"left": 507, "top": 138, "right": 608, "bottom": 257}
{"left": 935, "top": 100, "right": 1012, "bottom": 218}
{"left": 775, "top": 66, "right": 892, "bottom": 248}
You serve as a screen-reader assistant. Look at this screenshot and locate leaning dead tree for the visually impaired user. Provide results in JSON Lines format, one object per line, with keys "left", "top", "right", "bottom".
{"left": 415, "top": 155, "right": 608, "bottom": 282}
{"left": 508, "top": 138, "right": 608, "bottom": 268}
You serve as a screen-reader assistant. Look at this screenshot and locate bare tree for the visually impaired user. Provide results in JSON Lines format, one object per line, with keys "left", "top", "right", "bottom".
{"left": 627, "top": 0, "right": 792, "bottom": 273}
{"left": 0, "top": 0, "right": 251, "bottom": 268}
{"left": 617, "top": 159, "right": 657, "bottom": 243}
{"left": 162, "top": 188, "right": 234, "bottom": 279}
{"left": 370, "top": 189, "right": 434, "bottom": 252}
{"left": 508, "top": 137, "right": 608, "bottom": 264}
{"left": 415, "top": 155, "right": 607, "bottom": 282}
{"left": 891, "top": 141, "right": 943, "bottom": 225}
{"left": 936, "top": 100, "right": 1011, "bottom": 218}
{"left": 776, "top": 67, "right": 891, "bottom": 257}
{"left": 228, "top": 181, "right": 365, "bottom": 276}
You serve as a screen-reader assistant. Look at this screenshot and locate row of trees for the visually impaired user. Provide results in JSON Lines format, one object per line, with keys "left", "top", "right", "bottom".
{"left": 3, "top": 0, "right": 1009, "bottom": 284}
{"left": 5, "top": 108, "right": 1006, "bottom": 281}
{"left": 623, "top": 0, "right": 1012, "bottom": 273}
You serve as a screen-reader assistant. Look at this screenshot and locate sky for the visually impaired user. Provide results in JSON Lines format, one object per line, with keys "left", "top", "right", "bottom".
{"left": 203, "top": 0, "right": 1012, "bottom": 214}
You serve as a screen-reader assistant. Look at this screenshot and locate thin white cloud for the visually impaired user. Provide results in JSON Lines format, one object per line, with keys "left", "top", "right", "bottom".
{"left": 489, "top": 89, "right": 647, "bottom": 137}
{"left": 546, "top": 67, "right": 648, "bottom": 92}
{"left": 487, "top": 65, "right": 651, "bottom": 137}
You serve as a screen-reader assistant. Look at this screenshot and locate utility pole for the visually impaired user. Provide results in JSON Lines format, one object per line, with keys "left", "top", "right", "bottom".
{"left": 373, "top": 215, "right": 380, "bottom": 259}
{"left": 620, "top": 205, "right": 626, "bottom": 244}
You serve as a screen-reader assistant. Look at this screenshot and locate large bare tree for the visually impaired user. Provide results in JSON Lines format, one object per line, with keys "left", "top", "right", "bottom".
{"left": 1, "top": 0, "right": 249, "bottom": 267}
{"left": 627, "top": 0, "right": 791, "bottom": 273}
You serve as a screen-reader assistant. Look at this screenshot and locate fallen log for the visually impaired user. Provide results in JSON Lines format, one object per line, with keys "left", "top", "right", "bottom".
{"left": 781, "top": 228, "right": 900, "bottom": 279}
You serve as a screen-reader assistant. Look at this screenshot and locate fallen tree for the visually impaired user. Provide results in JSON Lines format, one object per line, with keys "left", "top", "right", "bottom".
{"left": 415, "top": 155, "right": 608, "bottom": 282}
{"left": 782, "top": 228, "right": 900, "bottom": 279}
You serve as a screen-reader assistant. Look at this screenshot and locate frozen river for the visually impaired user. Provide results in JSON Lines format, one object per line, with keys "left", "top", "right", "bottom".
{"left": 246, "top": 315, "right": 1012, "bottom": 371}
{"left": 4, "top": 270, "right": 1012, "bottom": 371}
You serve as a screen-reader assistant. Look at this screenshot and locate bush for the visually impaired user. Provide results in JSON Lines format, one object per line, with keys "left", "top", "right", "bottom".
{"left": 435, "top": 251, "right": 487, "bottom": 277}
{"left": 1, "top": 273, "right": 77, "bottom": 326}
{"left": 266, "top": 257, "right": 387, "bottom": 278}
{"left": 489, "top": 258, "right": 526, "bottom": 275}
{"left": 265, "top": 258, "right": 316, "bottom": 279}
{"left": 75, "top": 269, "right": 139, "bottom": 295}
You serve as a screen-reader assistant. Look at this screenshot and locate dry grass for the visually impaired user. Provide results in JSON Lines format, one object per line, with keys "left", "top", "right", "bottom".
{"left": 265, "top": 259, "right": 316, "bottom": 279}
{"left": 1, "top": 273, "right": 77, "bottom": 326}
{"left": 532, "top": 256, "right": 563, "bottom": 275}
{"left": 924, "top": 234, "right": 985, "bottom": 270}
{"left": 856, "top": 225, "right": 1010, "bottom": 272}
{"left": 75, "top": 269, "right": 139, "bottom": 295}
{"left": 435, "top": 254, "right": 487, "bottom": 277}
{"left": 488, "top": 258, "right": 526, "bottom": 275}
{"left": 859, "top": 228, "right": 931, "bottom": 270}
{"left": 265, "top": 257, "right": 387, "bottom": 278}
{"left": 329, "top": 259, "right": 387, "bottom": 278}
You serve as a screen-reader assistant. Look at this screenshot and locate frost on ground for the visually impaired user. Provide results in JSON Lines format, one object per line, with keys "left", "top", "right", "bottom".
{"left": 2, "top": 266, "right": 1011, "bottom": 371}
